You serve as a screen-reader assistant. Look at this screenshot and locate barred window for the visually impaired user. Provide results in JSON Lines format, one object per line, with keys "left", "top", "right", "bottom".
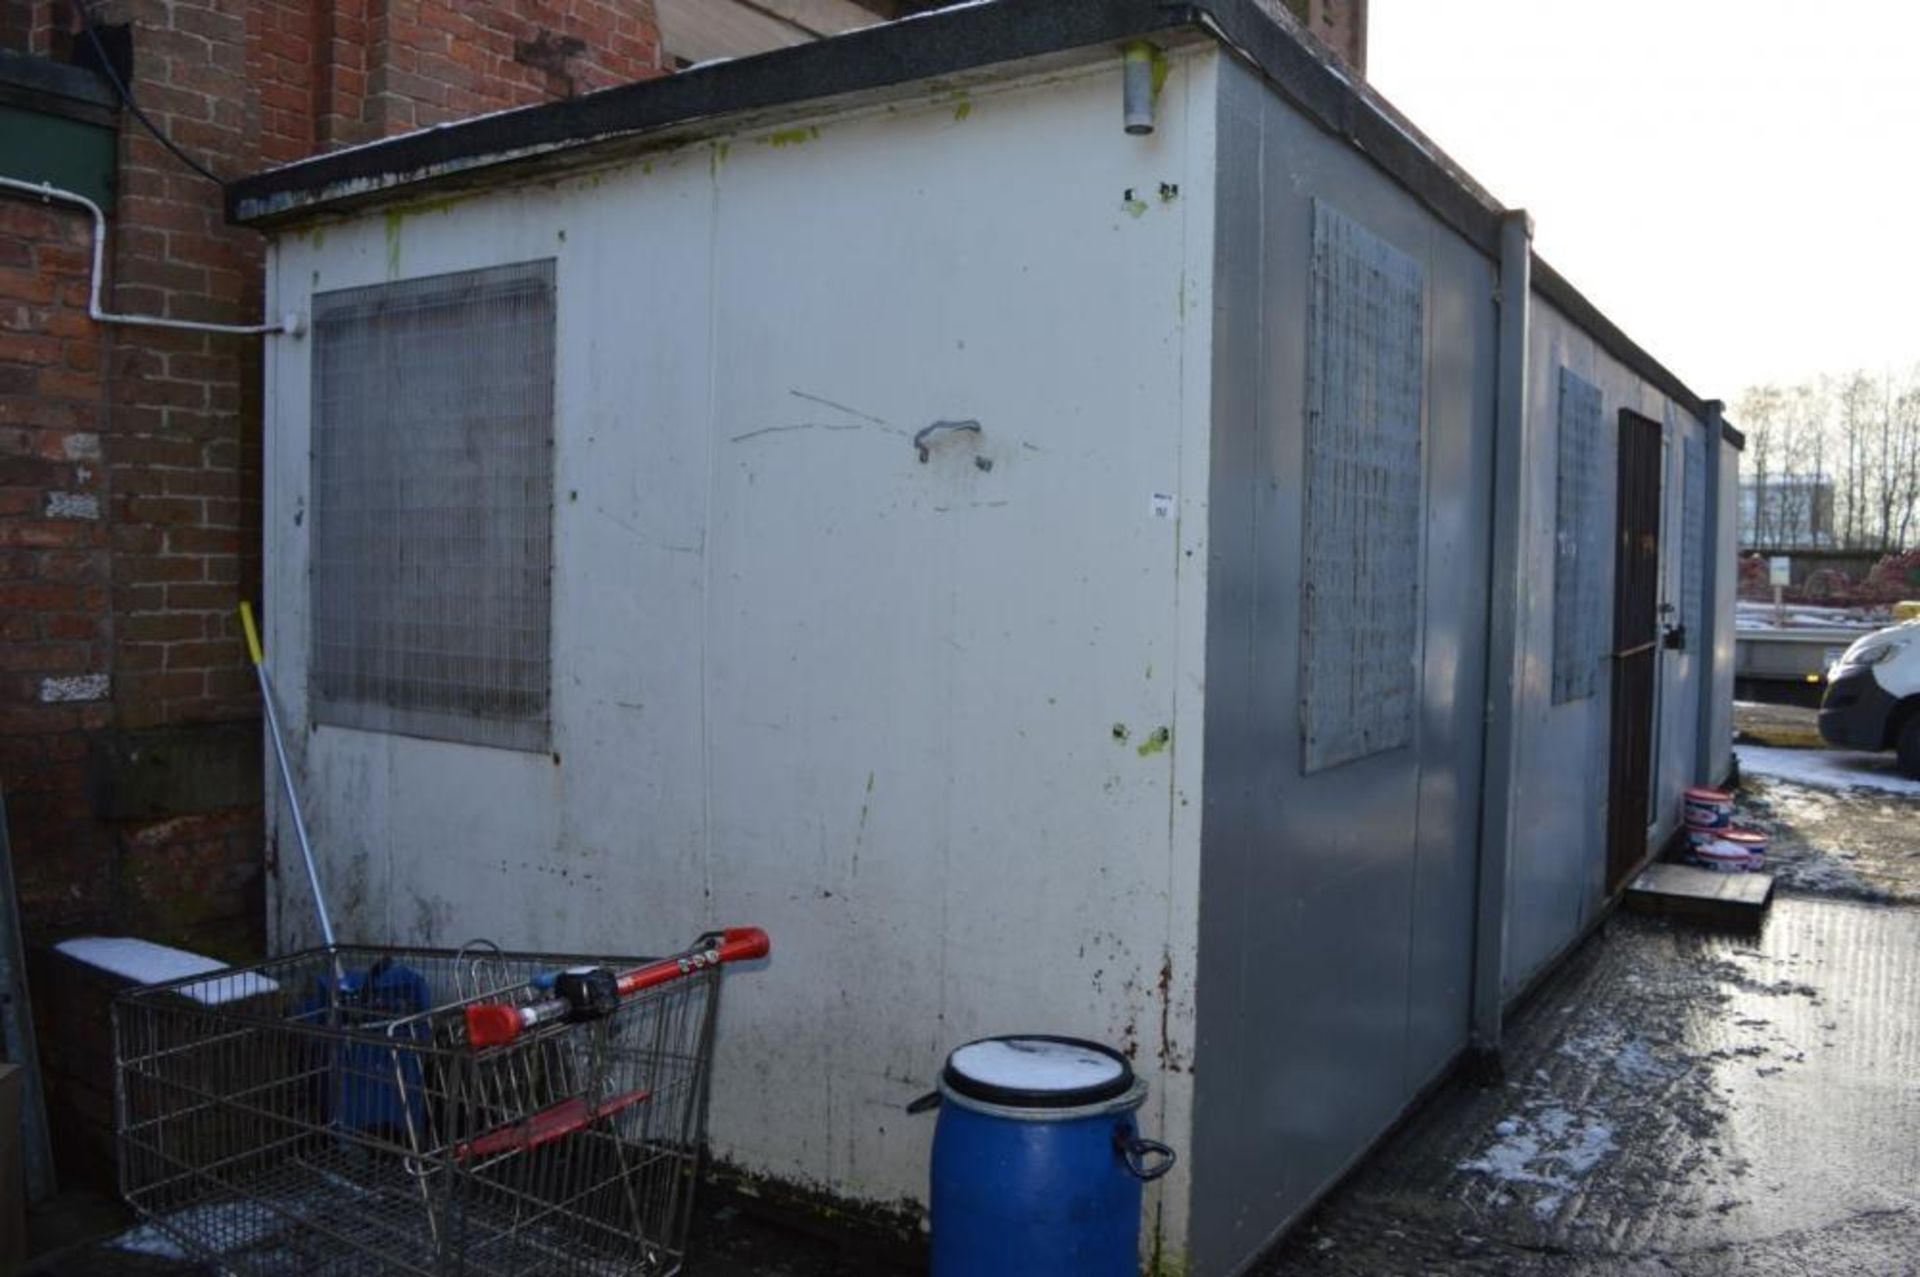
{"left": 1551, "top": 368, "right": 1605, "bottom": 704}
{"left": 1682, "top": 434, "right": 1706, "bottom": 645}
{"left": 1299, "top": 202, "right": 1426, "bottom": 774}
{"left": 309, "top": 261, "right": 556, "bottom": 752}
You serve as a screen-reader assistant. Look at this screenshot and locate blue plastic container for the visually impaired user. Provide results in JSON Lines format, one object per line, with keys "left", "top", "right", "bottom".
{"left": 928, "top": 1036, "right": 1175, "bottom": 1277}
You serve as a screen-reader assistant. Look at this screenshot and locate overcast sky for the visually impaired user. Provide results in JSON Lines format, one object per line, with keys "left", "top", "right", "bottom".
{"left": 1367, "top": 1, "right": 1920, "bottom": 400}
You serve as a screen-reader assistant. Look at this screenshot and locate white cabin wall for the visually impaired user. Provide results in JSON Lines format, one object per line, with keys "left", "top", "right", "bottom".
{"left": 264, "top": 50, "right": 1218, "bottom": 1248}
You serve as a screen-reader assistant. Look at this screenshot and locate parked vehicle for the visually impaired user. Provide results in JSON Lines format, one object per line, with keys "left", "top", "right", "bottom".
{"left": 1820, "top": 620, "right": 1920, "bottom": 776}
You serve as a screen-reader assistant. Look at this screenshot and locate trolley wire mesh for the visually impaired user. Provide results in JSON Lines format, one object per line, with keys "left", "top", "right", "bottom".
{"left": 116, "top": 944, "right": 722, "bottom": 1276}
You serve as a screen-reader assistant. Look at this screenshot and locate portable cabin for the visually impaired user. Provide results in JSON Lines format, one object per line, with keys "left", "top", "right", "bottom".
{"left": 230, "top": 1, "right": 1740, "bottom": 1271}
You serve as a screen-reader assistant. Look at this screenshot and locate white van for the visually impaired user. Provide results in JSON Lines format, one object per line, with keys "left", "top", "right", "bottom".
{"left": 1820, "top": 620, "right": 1920, "bottom": 776}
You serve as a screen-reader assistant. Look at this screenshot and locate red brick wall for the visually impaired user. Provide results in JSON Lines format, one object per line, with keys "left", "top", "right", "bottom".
{"left": 0, "top": 200, "right": 115, "bottom": 936}
{"left": 1, "top": 0, "right": 663, "bottom": 972}
{"left": 1309, "top": 0, "right": 1367, "bottom": 75}
{"left": 1266, "top": 0, "right": 1368, "bottom": 76}
{"left": 364, "top": 0, "right": 662, "bottom": 133}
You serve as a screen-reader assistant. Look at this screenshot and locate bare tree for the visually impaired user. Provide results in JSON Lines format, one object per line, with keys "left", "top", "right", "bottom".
{"left": 1836, "top": 372, "right": 1876, "bottom": 548}
{"left": 1737, "top": 365, "right": 1920, "bottom": 555}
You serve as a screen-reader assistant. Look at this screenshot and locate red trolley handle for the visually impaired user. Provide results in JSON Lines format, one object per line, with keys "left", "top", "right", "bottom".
{"left": 465, "top": 928, "right": 769, "bottom": 1050}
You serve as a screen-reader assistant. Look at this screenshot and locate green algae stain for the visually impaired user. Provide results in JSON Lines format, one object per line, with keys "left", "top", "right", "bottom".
{"left": 1136, "top": 726, "right": 1171, "bottom": 758}
{"left": 952, "top": 96, "right": 973, "bottom": 122}
{"left": 765, "top": 125, "right": 821, "bottom": 148}
{"left": 1123, "top": 197, "right": 1150, "bottom": 219}
{"left": 381, "top": 194, "right": 470, "bottom": 278}
{"left": 383, "top": 210, "right": 403, "bottom": 278}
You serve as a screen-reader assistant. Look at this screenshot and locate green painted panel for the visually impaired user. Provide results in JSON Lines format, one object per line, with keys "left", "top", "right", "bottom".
{"left": 0, "top": 105, "right": 116, "bottom": 211}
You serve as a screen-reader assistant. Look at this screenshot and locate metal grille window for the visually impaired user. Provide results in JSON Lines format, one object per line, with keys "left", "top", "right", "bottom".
{"left": 1682, "top": 434, "right": 1705, "bottom": 645}
{"left": 310, "top": 261, "right": 556, "bottom": 752}
{"left": 1299, "top": 202, "right": 1426, "bottom": 774}
{"left": 1551, "top": 368, "right": 1605, "bottom": 705}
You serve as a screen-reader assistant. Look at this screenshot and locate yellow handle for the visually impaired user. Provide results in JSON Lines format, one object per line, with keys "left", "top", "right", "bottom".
{"left": 239, "top": 601, "right": 264, "bottom": 666}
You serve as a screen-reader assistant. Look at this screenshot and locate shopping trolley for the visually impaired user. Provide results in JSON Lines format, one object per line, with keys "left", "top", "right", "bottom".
{"left": 114, "top": 928, "right": 769, "bottom": 1275}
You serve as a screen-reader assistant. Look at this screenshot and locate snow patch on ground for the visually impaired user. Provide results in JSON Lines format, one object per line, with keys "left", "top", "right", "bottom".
{"left": 1739, "top": 745, "right": 1920, "bottom": 797}
{"left": 1556, "top": 1029, "right": 1692, "bottom": 1085}
{"left": 1458, "top": 1105, "right": 1617, "bottom": 1210}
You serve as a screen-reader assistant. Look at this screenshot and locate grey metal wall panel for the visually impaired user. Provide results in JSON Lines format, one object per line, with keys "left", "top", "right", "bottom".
{"left": 310, "top": 260, "right": 556, "bottom": 753}
{"left": 1507, "top": 299, "right": 1713, "bottom": 998}
{"left": 1192, "top": 57, "right": 1495, "bottom": 1277}
{"left": 1551, "top": 367, "right": 1604, "bottom": 705}
{"left": 1300, "top": 203, "right": 1426, "bottom": 774}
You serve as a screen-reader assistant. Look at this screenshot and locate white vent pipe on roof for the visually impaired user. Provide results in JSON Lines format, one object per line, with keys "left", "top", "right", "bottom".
{"left": 1123, "top": 41, "right": 1157, "bottom": 135}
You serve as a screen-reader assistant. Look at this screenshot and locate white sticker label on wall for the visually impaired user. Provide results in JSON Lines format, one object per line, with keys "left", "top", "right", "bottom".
{"left": 1150, "top": 492, "right": 1174, "bottom": 519}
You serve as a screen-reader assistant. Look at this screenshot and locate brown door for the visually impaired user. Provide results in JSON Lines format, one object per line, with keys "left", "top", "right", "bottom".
{"left": 1607, "top": 410, "right": 1663, "bottom": 890}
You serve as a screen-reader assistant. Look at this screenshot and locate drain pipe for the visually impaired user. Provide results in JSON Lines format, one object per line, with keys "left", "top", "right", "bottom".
{"left": 1694, "top": 399, "right": 1727, "bottom": 785}
{"left": 1122, "top": 41, "right": 1158, "bottom": 135}
{"left": 0, "top": 177, "right": 303, "bottom": 337}
{"left": 1470, "top": 209, "right": 1535, "bottom": 1067}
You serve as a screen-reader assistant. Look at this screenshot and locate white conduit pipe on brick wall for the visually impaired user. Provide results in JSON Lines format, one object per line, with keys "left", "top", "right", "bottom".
{"left": 0, "top": 176, "right": 305, "bottom": 338}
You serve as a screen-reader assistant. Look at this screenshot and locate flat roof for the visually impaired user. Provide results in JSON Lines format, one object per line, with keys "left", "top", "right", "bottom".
{"left": 227, "top": 0, "right": 1733, "bottom": 439}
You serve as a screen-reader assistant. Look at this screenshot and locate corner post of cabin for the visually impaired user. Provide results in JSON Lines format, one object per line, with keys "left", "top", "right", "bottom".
{"left": 1470, "top": 207, "right": 1536, "bottom": 1064}
{"left": 1695, "top": 397, "right": 1728, "bottom": 785}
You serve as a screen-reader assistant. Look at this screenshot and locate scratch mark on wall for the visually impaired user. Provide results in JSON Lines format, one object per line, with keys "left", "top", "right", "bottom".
{"left": 729, "top": 421, "right": 897, "bottom": 444}
{"left": 594, "top": 506, "right": 699, "bottom": 554}
{"left": 853, "top": 771, "right": 874, "bottom": 877}
{"left": 789, "top": 389, "right": 888, "bottom": 425}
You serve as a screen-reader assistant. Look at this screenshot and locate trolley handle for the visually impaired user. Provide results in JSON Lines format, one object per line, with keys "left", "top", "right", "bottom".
{"left": 465, "top": 928, "right": 770, "bottom": 1049}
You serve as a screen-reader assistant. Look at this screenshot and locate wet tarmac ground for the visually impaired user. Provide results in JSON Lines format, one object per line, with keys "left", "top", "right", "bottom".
{"left": 35, "top": 756, "right": 1919, "bottom": 1276}
{"left": 1255, "top": 896, "right": 1920, "bottom": 1276}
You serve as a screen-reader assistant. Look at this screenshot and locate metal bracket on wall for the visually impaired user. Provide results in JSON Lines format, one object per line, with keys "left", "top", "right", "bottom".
{"left": 913, "top": 419, "right": 982, "bottom": 463}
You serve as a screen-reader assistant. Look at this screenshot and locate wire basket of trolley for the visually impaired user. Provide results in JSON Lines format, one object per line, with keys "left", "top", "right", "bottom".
{"left": 115, "top": 927, "right": 769, "bottom": 1275}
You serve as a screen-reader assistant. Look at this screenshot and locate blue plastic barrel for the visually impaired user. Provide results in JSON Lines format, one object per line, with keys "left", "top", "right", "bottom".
{"left": 928, "top": 1036, "right": 1175, "bottom": 1277}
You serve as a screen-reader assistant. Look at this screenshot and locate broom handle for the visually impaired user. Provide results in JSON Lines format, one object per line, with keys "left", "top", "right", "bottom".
{"left": 240, "top": 603, "right": 336, "bottom": 949}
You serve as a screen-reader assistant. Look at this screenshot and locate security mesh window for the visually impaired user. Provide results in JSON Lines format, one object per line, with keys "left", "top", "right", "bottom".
{"left": 1551, "top": 368, "right": 1605, "bottom": 705}
{"left": 1683, "top": 434, "right": 1706, "bottom": 643}
{"left": 1299, "top": 202, "right": 1426, "bottom": 774}
{"left": 310, "top": 261, "right": 556, "bottom": 752}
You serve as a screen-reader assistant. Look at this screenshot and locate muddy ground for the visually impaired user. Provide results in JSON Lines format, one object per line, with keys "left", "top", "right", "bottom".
{"left": 1733, "top": 700, "right": 1920, "bottom": 903}
{"left": 1741, "top": 777, "right": 1920, "bottom": 903}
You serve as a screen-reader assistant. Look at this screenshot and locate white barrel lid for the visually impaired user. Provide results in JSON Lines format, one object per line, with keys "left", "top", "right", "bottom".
{"left": 943, "top": 1036, "right": 1133, "bottom": 1108}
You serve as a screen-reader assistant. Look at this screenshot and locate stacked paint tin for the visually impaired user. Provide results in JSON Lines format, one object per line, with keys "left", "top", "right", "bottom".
{"left": 1683, "top": 787, "right": 1767, "bottom": 872}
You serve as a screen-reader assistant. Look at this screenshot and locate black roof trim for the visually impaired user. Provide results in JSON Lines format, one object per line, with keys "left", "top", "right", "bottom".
{"left": 227, "top": 0, "right": 1720, "bottom": 423}
{"left": 228, "top": 0, "right": 1206, "bottom": 223}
